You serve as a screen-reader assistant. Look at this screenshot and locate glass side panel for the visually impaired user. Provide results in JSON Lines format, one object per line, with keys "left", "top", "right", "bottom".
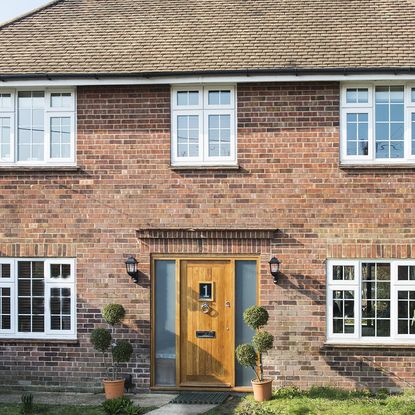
{"left": 235, "top": 260, "right": 257, "bottom": 386}
{"left": 155, "top": 260, "right": 176, "bottom": 386}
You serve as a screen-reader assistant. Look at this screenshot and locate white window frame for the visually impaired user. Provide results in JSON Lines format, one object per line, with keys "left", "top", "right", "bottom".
{"left": 171, "top": 85, "right": 237, "bottom": 167}
{"left": 0, "top": 258, "right": 76, "bottom": 340}
{"left": 341, "top": 82, "right": 415, "bottom": 166}
{"left": 0, "top": 88, "right": 76, "bottom": 167}
{"left": 327, "top": 259, "right": 415, "bottom": 345}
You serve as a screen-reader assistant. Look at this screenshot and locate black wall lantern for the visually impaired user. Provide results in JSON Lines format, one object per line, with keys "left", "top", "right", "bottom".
{"left": 269, "top": 256, "right": 281, "bottom": 284}
{"left": 125, "top": 256, "right": 139, "bottom": 283}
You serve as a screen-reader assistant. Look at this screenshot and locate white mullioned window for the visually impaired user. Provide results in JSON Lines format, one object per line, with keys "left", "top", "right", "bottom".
{"left": 171, "top": 85, "right": 237, "bottom": 166}
{"left": 0, "top": 258, "right": 76, "bottom": 340}
{"left": 341, "top": 83, "right": 415, "bottom": 165}
{"left": 327, "top": 259, "right": 415, "bottom": 344}
{"left": 0, "top": 89, "right": 76, "bottom": 166}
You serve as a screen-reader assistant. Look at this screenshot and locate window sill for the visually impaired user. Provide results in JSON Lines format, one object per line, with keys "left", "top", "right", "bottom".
{"left": 0, "top": 338, "right": 79, "bottom": 344}
{"left": 323, "top": 342, "right": 415, "bottom": 349}
{"left": 171, "top": 164, "right": 240, "bottom": 171}
{"left": 340, "top": 162, "right": 415, "bottom": 169}
{"left": 0, "top": 165, "right": 80, "bottom": 172}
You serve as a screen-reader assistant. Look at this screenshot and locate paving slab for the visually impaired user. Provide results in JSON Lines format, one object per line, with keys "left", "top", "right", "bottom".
{"left": 0, "top": 391, "right": 176, "bottom": 409}
{"left": 147, "top": 403, "right": 217, "bottom": 414}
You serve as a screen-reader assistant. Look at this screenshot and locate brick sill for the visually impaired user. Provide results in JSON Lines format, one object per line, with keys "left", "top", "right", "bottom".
{"left": 340, "top": 163, "right": 415, "bottom": 169}
{"left": 0, "top": 338, "right": 79, "bottom": 344}
{"left": 0, "top": 166, "right": 80, "bottom": 172}
{"left": 323, "top": 342, "right": 415, "bottom": 349}
{"left": 171, "top": 164, "right": 240, "bottom": 171}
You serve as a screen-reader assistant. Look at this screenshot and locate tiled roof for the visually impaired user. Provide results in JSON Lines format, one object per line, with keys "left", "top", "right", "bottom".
{"left": 0, "top": 0, "right": 415, "bottom": 76}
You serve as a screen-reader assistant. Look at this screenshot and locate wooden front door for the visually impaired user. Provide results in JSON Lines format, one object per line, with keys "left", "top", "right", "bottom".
{"left": 180, "top": 260, "right": 234, "bottom": 387}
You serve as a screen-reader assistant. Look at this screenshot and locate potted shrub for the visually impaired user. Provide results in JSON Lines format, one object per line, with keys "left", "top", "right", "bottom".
{"left": 90, "top": 303, "right": 134, "bottom": 399}
{"left": 235, "top": 305, "right": 274, "bottom": 401}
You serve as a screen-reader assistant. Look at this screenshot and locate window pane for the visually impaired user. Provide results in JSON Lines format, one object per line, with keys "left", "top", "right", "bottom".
{"left": 18, "top": 91, "right": 45, "bottom": 161}
{"left": 50, "top": 287, "right": 71, "bottom": 331}
{"left": 208, "top": 90, "right": 231, "bottom": 105}
{"left": 332, "top": 265, "right": 354, "bottom": 281}
{"left": 50, "top": 117, "right": 71, "bottom": 159}
{"left": 0, "top": 287, "right": 11, "bottom": 330}
{"left": 412, "top": 113, "right": 415, "bottom": 156}
{"left": 375, "top": 86, "right": 404, "bottom": 159}
{"left": 346, "top": 113, "right": 368, "bottom": 156}
{"left": 208, "top": 114, "right": 231, "bottom": 157}
{"left": 17, "top": 261, "right": 44, "bottom": 333}
{"left": 361, "top": 263, "right": 390, "bottom": 337}
{"left": 51, "top": 92, "right": 72, "bottom": 108}
{"left": 346, "top": 88, "right": 368, "bottom": 104}
{"left": 0, "top": 263, "right": 10, "bottom": 279}
{"left": 177, "top": 91, "right": 199, "bottom": 106}
{"left": 332, "top": 290, "right": 354, "bottom": 334}
{"left": 176, "top": 115, "right": 199, "bottom": 158}
{"left": 0, "top": 118, "right": 11, "bottom": 160}
{"left": 0, "top": 93, "right": 11, "bottom": 109}
{"left": 155, "top": 260, "right": 176, "bottom": 386}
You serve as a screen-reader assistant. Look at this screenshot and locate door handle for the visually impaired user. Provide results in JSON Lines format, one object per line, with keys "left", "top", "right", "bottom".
{"left": 225, "top": 301, "right": 231, "bottom": 308}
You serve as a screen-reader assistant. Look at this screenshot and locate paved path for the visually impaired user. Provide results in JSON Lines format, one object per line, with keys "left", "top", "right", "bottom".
{"left": 0, "top": 391, "right": 216, "bottom": 414}
{"left": 147, "top": 403, "right": 216, "bottom": 414}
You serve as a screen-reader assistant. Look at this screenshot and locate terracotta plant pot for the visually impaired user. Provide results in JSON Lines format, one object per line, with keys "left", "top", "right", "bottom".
{"left": 251, "top": 378, "right": 273, "bottom": 401}
{"left": 103, "top": 379, "right": 125, "bottom": 400}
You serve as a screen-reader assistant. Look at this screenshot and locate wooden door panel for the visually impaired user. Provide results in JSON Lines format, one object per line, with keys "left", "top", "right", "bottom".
{"left": 180, "top": 260, "right": 234, "bottom": 387}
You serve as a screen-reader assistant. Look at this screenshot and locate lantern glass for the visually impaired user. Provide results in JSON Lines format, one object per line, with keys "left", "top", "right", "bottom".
{"left": 125, "top": 257, "right": 138, "bottom": 275}
{"left": 270, "top": 262, "right": 279, "bottom": 274}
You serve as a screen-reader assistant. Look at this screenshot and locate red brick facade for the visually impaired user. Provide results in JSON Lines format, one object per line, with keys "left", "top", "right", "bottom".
{"left": 0, "top": 82, "right": 414, "bottom": 392}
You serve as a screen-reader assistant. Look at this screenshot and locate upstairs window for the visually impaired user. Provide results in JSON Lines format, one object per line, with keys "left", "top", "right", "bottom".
{"left": 0, "top": 258, "right": 76, "bottom": 340}
{"left": 171, "top": 86, "right": 236, "bottom": 167}
{"left": 341, "top": 83, "right": 415, "bottom": 165}
{"left": 0, "top": 89, "right": 76, "bottom": 166}
{"left": 327, "top": 260, "right": 415, "bottom": 344}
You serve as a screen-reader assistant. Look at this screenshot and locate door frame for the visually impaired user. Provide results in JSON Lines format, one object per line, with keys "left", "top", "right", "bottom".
{"left": 150, "top": 254, "right": 260, "bottom": 392}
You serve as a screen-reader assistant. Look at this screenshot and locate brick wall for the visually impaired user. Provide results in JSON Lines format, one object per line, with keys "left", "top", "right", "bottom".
{"left": 0, "top": 82, "right": 414, "bottom": 392}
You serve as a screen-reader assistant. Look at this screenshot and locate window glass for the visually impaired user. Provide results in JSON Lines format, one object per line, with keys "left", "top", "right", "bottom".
{"left": 177, "top": 115, "right": 199, "bottom": 157}
{"left": 0, "top": 287, "right": 11, "bottom": 330}
{"left": 412, "top": 113, "right": 415, "bottom": 156}
{"left": 155, "top": 260, "right": 176, "bottom": 386}
{"left": 208, "top": 90, "right": 231, "bottom": 105}
{"left": 50, "top": 92, "right": 72, "bottom": 108}
{"left": 50, "top": 287, "right": 71, "bottom": 330}
{"left": 346, "top": 113, "right": 368, "bottom": 156}
{"left": 50, "top": 117, "right": 71, "bottom": 159}
{"left": 208, "top": 114, "right": 231, "bottom": 157}
{"left": 346, "top": 88, "right": 368, "bottom": 104}
{"left": 177, "top": 91, "right": 199, "bottom": 106}
{"left": 398, "top": 291, "right": 415, "bottom": 335}
{"left": 375, "top": 86, "right": 404, "bottom": 159}
{"left": 0, "top": 118, "right": 11, "bottom": 160}
{"left": 332, "top": 265, "right": 354, "bottom": 280}
{"left": 361, "top": 263, "right": 390, "bottom": 337}
{"left": 332, "top": 290, "right": 355, "bottom": 334}
{"left": 0, "top": 93, "right": 11, "bottom": 109}
{"left": 17, "top": 261, "right": 45, "bottom": 333}
{"left": 0, "top": 263, "right": 10, "bottom": 279}
{"left": 50, "top": 263, "right": 71, "bottom": 279}
{"left": 18, "top": 91, "right": 45, "bottom": 162}
{"left": 235, "top": 260, "right": 257, "bottom": 386}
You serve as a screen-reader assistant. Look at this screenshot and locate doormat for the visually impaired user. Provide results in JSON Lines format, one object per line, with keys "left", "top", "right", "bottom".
{"left": 170, "top": 392, "right": 230, "bottom": 405}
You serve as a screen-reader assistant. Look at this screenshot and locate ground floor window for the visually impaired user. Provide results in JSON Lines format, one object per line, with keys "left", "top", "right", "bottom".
{"left": 0, "top": 258, "right": 76, "bottom": 340}
{"left": 327, "top": 259, "right": 415, "bottom": 344}
{"left": 153, "top": 257, "right": 257, "bottom": 388}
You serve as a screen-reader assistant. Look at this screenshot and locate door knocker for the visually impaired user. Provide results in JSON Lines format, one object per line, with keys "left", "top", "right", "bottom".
{"left": 201, "top": 303, "right": 210, "bottom": 314}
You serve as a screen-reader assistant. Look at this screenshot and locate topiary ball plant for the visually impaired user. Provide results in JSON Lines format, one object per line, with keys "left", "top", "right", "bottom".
{"left": 236, "top": 305, "right": 274, "bottom": 382}
{"left": 243, "top": 305, "right": 269, "bottom": 330}
{"left": 112, "top": 340, "right": 134, "bottom": 363}
{"left": 91, "top": 328, "right": 112, "bottom": 352}
{"left": 102, "top": 304, "right": 126, "bottom": 326}
{"left": 90, "top": 304, "right": 134, "bottom": 383}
